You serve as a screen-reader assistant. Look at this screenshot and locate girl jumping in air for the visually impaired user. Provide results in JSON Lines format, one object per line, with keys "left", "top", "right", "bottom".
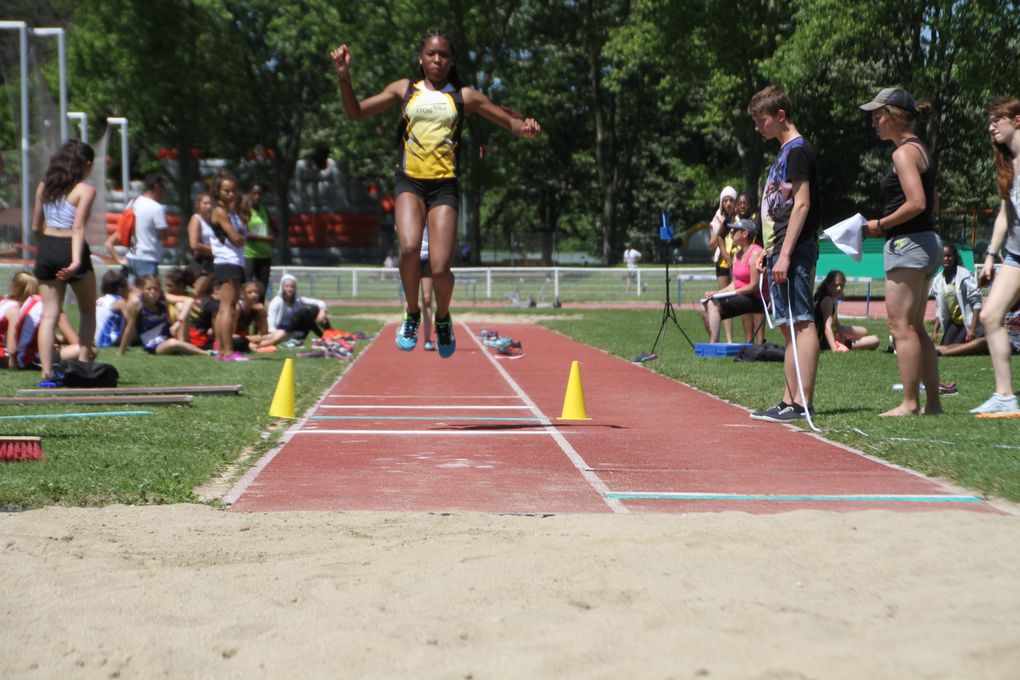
{"left": 331, "top": 29, "right": 540, "bottom": 358}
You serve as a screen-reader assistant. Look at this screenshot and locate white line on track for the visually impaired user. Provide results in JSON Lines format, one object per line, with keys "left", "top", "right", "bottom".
{"left": 326, "top": 394, "right": 521, "bottom": 399}
{"left": 467, "top": 324, "right": 628, "bottom": 514}
{"left": 295, "top": 429, "right": 552, "bottom": 436}
{"left": 318, "top": 404, "right": 532, "bottom": 410}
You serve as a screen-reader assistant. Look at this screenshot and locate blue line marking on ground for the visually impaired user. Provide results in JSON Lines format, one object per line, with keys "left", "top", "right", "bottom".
{"left": 311, "top": 415, "right": 546, "bottom": 422}
{"left": 0, "top": 410, "right": 155, "bottom": 421}
{"left": 605, "top": 492, "right": 984, "bottom": 503}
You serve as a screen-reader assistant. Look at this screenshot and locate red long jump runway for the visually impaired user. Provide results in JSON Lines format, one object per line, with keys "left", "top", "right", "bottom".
{"left": 227, "top": 323, "right": 1000, "bottom": 515}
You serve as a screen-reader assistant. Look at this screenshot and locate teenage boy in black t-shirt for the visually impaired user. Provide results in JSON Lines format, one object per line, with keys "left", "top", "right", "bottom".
{"left": 747, "top": 85, "right": 821, "bottom": 423}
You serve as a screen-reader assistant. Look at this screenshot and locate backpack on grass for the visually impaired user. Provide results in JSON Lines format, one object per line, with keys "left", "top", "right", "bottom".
{"left": 57, "top": 360, "right": 119, "bottom": 387}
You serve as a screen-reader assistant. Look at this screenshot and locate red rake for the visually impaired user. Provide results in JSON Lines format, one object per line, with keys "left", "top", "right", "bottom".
{"left": 0, "top": 436, "right": 44, "bottom": 462}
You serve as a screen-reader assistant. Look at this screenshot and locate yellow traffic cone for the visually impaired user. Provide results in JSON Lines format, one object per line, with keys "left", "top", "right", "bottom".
{"left": 557, "top": 360, "right": 590, "bottom": 420}
{"left": 269, "top": 358, "right": 296, "bottom": 418}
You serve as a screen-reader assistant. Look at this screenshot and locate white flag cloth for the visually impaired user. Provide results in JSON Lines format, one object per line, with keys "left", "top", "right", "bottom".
{"left": 823, "top": 213, "right": 866, "bottom": 262}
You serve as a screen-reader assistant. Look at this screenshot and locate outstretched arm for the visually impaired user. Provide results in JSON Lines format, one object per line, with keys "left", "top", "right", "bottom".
{"left": 330, "top": 44, "right": 407, "bottom": 121}
{"left": 462, "top": 88, "right": 540, "bottom": 137}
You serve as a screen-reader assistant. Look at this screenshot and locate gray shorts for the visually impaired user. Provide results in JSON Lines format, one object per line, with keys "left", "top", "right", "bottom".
{"left": 1003, "top": 249, "right": 1020, "bottom": 269}
{"left": 884, "top": 231, "right": 941, "bottom": 275}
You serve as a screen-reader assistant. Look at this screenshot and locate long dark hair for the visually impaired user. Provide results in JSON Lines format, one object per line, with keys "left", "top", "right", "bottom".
{"left": 211, "top": 172, "right": 237, "bottom": 243}
{"left": 988, "top": 96, "right": 1020, "bottom": 199}
{"left": 41, "top": 139, "right": 94, "bottom": 203}
{"left": 814, "top": 270, "right": 845, "bottom": 304}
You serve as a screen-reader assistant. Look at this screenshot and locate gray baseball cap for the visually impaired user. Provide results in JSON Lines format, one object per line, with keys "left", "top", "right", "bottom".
{"left": 860, "top": 87, "right": 917, "bottom": 112}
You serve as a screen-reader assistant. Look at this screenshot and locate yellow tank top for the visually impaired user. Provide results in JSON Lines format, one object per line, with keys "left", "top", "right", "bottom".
{"left": 399, "top": 81, "right": 463, "bottom": 180}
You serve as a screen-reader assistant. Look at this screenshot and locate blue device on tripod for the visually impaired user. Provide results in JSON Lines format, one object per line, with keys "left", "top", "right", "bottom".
{"left": 659, "top": 209, "right": 674, "bottom": 242}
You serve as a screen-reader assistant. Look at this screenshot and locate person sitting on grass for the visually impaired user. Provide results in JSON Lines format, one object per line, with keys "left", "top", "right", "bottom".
{"left": 164, "top": 266, "right": 199, "bottom": 338}
{"left": 929, "top": 242, "right": 983, "bottom": 347}
{"left": 236, "top": 280, "right": 282, "bottom": 352}
{"left": 95, "top": 269, "right": 130, "bottom": 348}
{"left": 267, "top": 274, "right": 331, "bottom": 348}
{"left": 118, "top": 275, "right": 208, "bottom": 356}
{"left": 698, "top": 219, "right": 768, "bottom": 343}
{"left": 937, "top": 299, "right": 1020, "bottom": 357}
{"left": 11, "top": 277, "right": 90, "bottom": 370}
{"left": 814, "top": 270, "right": 880, "bottom": 352}
{"left": 2, "top": 272, "right": 42, "bottom": 368}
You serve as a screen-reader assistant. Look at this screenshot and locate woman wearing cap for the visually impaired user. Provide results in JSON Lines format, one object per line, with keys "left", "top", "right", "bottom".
{"left": 709, "top": 186, "right": 739, "bottom": 342}
{"left": 860, "top": 87, "right": 942, "bottom": 416}
{"left": 331, "top": 30, "right": 540, "bottom": 359}
{"left": 970, "top": 96, "right": 1020, "bottom": 415}
{"left": 699, "top": 218, "right": 768, "bottom": 343}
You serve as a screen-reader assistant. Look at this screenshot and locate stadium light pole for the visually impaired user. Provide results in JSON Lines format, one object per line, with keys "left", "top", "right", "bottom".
{"left": 0, "top": 20, "right": 31, "bottom": 258}
{"left": 107, "top": 117, "right": 130, "bottom": 198}
{"left": 30, "top": 27, "right": 67, "bottom": 141}
{"left": 67, "top": 111, "right": 88, "bottom": 144}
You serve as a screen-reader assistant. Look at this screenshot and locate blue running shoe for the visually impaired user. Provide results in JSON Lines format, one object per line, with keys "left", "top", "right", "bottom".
{"left": 395, "top": 311, "right": 421, "bottom": 351}
{"left": 435, "top": 315, "right": 455, "bottom": 358}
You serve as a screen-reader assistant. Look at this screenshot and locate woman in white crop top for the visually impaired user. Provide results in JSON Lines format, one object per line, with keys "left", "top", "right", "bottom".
{"left": 31, "top": 139, "right": 98, "bottom": 384}
{"left": 208, "top": 173, "right": 248, "bottom": 362}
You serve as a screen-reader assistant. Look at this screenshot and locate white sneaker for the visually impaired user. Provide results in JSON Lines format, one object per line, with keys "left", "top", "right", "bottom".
{"left": 970, "top": 393, "right": 1020, "bottom": 415}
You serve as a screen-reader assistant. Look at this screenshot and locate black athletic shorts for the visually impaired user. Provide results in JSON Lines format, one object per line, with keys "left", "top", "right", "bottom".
{"left": 420, "top": 257, "right": 432, "bottom": 278}
{"left": 394, "top": 170, "right": 459, "bottom": 210}
{"left": 213, "top": 263, "right": 245, "bottom": 285}
{"left": 713, "top": 292, "right": 765, "bottom": 320}
{"left": 33, "top": 235, "right": 93, "bottom": 283}
{"left": 190, "top": 256, "right": 214, "bottom": 279}
{"left": 715, "top": 264, "right": 731, "bottom": 279}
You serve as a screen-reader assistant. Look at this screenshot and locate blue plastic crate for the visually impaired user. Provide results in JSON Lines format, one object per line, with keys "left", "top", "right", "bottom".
{"left": 694, "top": 342, "right": 752, "bottom": 357}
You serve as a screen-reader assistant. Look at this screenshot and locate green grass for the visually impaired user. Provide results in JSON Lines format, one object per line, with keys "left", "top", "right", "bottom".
{"left": 541, "top": 308, "right": 1020, "bottom": 504}
{"left": 1, "top": 304, "right": 1017, "bottom": 508}
{"left": 0, "top": 312, "right": 380, "bottom": 508}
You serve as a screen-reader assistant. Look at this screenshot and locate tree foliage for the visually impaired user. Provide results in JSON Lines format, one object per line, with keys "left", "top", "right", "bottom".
{"left": 2, "top": 0, "right": 1018, "bottom": 263}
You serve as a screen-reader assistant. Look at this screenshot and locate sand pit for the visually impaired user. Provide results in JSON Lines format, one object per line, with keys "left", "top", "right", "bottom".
{"left": 2, "top": 504, "right": 1018, "bottom": 678}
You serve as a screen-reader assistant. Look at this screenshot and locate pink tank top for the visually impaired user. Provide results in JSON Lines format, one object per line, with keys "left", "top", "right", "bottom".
{"left": 731, "top": 245, "right": 762, "bottom": 288}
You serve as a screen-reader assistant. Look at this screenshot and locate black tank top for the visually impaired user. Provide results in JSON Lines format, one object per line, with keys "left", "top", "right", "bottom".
{"left": 880, "top": 137, "right": 935, "bottom": 238}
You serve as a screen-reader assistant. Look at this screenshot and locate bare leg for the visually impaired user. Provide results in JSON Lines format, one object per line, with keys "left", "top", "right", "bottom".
{"left": 420, "top": 274, "right": 434, "bottom": 343}
{"left": 37, "top": 280, "right": 66, "bottom": 379}
{"left": 779, "top": 320, "right": 819, "bottom": 409}
{"left": 716, "top": 274, "right": 733, "bottom": 342}
{"left": 427, "top": 206, "right": 458, "bottom": 319}
{"left": 70, "top": 272, "right": 98, "bottom": 362}
{"left": 741, "top": 314, "right": 754, "bottom": 343}
{"left": 883, "top": 269, "right": 940, "bottom": 415}
{"left": 215, "top": 280, "right": 239, "bottom": 355}
{"left": 842, "top": 325, "right": 880, "bottom": 350}
{"left": 394, "top": 194, "right": 427, "bottom": 313}
{"left": 979, "top": 266, "right": 1020, "bottom": 397}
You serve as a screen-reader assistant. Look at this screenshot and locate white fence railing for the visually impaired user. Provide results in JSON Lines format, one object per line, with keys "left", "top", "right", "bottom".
{"left": 0, "top": 261, "right": 883, "bottom": 310}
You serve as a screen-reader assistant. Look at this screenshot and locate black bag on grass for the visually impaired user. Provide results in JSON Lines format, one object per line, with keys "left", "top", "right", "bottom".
{"left": 58, "top": 360, "right": 119, "bottom": 387}
{"left": 733, "top": 343, "right": 785, "bottom": 362}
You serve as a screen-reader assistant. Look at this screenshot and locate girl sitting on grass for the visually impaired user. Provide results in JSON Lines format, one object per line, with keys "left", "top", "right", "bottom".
{"left": 267, "top": 274, "right": 331, "bottom": 348}
{"left": 814, "top": 270, "right": 880, "bottom": 352}
{"left": 95, "top": 269, "right": 130, "bottom": 348}
{"left": 118, "top": 275, "right": 208, "bottom": 357}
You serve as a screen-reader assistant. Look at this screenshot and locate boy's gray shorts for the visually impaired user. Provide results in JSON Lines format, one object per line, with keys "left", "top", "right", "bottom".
{"left": 884, "top": 231, "right": 941, "bottom": 276}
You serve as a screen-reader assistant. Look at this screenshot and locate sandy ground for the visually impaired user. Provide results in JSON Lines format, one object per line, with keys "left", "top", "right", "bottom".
{"left": 2, "top": 505, "right": 1019, "bottom": 679}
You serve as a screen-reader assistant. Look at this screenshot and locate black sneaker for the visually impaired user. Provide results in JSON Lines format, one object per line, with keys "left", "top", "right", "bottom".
{"left": 750, "top": 402, "right": 786, "bottom": 420}
{"left": 752, "top": 403, "right": 807, "bottom": 423}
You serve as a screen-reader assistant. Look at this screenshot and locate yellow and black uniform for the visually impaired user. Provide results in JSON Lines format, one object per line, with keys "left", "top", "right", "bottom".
{"left": 394, "top": 80, "right": 464, "bottom": 209}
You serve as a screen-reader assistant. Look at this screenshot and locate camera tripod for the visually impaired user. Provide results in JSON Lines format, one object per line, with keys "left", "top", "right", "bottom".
{"left": 648, "top": 240, "right": 695, "bottom": 356}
